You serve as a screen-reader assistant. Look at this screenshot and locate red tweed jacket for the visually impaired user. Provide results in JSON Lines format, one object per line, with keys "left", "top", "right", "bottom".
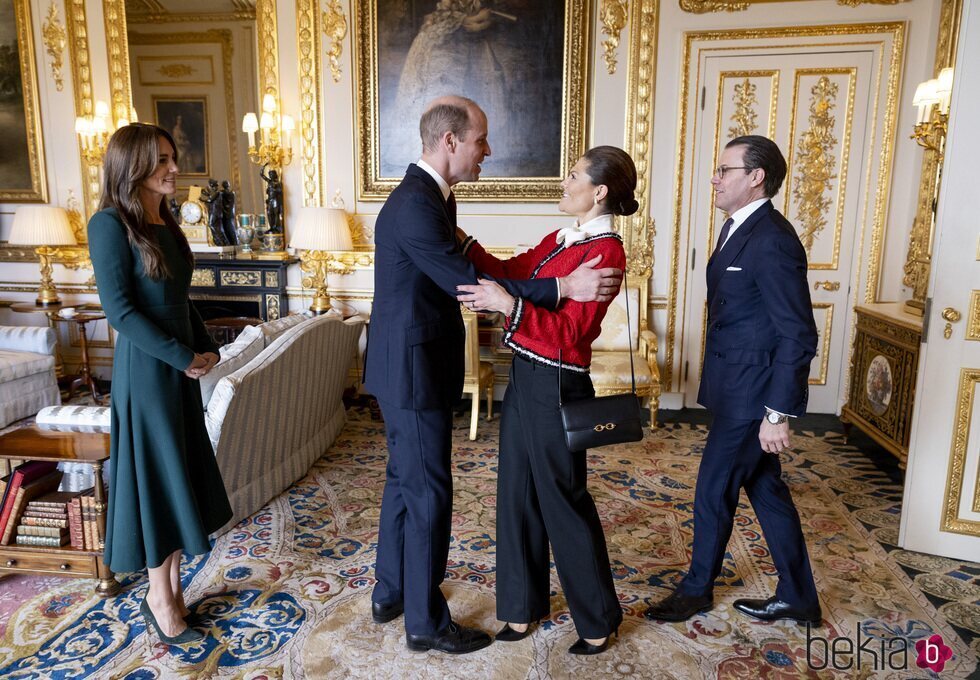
{"left": 463, "top": 230, "right": 625, "bottom": 372}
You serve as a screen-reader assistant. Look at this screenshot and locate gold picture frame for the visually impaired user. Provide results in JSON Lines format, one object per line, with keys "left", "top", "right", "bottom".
{"left": 353, "top": 0, "right": 591, "bottom": 202}
{"left": 0, "top": 0, "right": 48, "bottom": 203}
{"left": 152, "top": 96, "right": 212, "bottom": 178}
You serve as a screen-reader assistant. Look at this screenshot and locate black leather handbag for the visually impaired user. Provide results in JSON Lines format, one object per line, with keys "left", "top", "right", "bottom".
{"left": 558, "top": 274, "right": 644, "bottom": 451}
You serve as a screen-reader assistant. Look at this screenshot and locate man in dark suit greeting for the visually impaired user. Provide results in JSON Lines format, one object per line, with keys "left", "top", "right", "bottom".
{"left": 365, "top": 95, "right": 623, "bottom": 654}
{"left": 645, "top": 135, "right": 821, "bottom": 625}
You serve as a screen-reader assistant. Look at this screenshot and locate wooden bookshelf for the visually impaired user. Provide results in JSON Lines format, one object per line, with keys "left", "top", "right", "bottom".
{"left": 0, "top": 427, "right": 119, "bottom": 596}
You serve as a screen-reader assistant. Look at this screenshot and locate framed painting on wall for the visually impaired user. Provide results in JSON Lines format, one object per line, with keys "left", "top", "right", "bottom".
{"left": 354, "top": 0, "right": 590, "bottom": 201}
{"left": 153, "top": 97, "right": 210, "bottom": 177}
{"left": 0, "top": 0, "right": 47, "bottom": 203}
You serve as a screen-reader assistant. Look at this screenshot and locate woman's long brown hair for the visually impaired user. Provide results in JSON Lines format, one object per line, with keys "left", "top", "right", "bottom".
{"left": 98, "top": 123, "right": 192, "bottom": 279}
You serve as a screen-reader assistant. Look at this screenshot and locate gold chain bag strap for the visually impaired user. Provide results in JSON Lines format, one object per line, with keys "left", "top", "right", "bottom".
{"left": 558, "top": 271, "right": 644, "bottom": 451}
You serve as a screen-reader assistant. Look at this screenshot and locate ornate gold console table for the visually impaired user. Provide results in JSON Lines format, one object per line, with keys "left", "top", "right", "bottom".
{"left": 840, "top": 303, "right": 923, "bottom": 467}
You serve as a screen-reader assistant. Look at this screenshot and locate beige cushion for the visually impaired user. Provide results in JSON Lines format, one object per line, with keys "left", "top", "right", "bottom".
{"left": 590, "top": 351, "right": 654, "bottom": 387}
{"left": 592, "top": 288, "right": 640, "bottom": 352}
{"left": 0, "top": 350, "right": 56, "bottom": 382}
{"left": 255, "top": 313, "right": 309, "bottom": 347}
{"left": 0, "top": 326, "right": 57, "bottom": 355}
{"left": 199, "top": 325, "right": 265, "bottom": 407}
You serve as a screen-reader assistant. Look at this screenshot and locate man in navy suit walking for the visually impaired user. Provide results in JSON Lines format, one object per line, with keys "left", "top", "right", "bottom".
{"left": 645, "top": 135, "right": 821, "bottom": 625}
{"left": 365, "top": 95, "right": 623, "bottom": 653}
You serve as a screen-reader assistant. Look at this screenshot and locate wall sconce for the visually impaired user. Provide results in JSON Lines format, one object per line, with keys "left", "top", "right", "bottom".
{"left": 911, "top": 67, "right": 953, "bottom": 153}
{"left": 242, "top": 94, "right": 294, "bottom": 171}
{"left": 8, "top": 206, "right": 78, "bottom": 307}
{"left": 74, "top": 100, "right": 134, "bottom": 165}
{"left": 289, "top": 207, "right": 353, "bottom": 314}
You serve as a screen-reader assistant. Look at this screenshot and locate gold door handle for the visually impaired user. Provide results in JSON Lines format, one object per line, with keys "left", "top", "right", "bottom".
{"left": 942, "top": 307, "right": 961, "bottom": 339}
{"left": 813, "top": 280, "right": 840, "bottom": 291}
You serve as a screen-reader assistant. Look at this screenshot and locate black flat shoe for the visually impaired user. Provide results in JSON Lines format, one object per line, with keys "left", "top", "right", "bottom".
{"left": 568, "top": 627, "right": 617, "bottom": 655}
{"left": 496, "top": 622, "right": 534, "bottom": 642}
{"left": 643, "top": 590, "right": 713, "bottom": 622}
{"left": 733, "top": 596, "right": 821, "bottom": 625}
{"left": 140, "top": 599, "right": 204, "bottom": 645}
{"left": 406, "top": 620, "right": 493, "bottom": 654}
{"left": 372, "top": 600, "right": 404, "bottom": 624}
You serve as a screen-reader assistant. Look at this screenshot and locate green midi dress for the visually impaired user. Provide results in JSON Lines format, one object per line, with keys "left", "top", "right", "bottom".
{"left": 87, "top": 208, "right": 232, "bottom": 573}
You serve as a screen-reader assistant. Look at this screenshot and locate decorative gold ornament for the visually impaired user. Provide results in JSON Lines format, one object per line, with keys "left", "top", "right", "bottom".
{"left": 298, "top": 0, "right": 324, "bottom": 206}
{"left": 103, "top": 0, "right": 133, "bottom": 127}
{"left": 728, "top": 78, "right": 758, "bottom": 138}
{"left": 158, "top": 63, "right": 195, "bottom": 78}
{"left": 792, "top": 76, "right": 839, "bottom": 255}
{"left": 600, "top": 0, "right": 629, "bottom": 75}
{"left": 940, "top": 368, "right": 980, "bottom": 536}
{"left": 679, "top": 0, "right": 908, "bottom": 12}
{"left": 322, "top": 0, "right": 348, "bottom": 83}
{"left": 941, "top": 307, "right": 961, "bottom": 340}
{"left": 967, "top": 291, "right": 980, "bottom": 342}
{"left": 41, "top": 1, "right": 66, "bottom": 92}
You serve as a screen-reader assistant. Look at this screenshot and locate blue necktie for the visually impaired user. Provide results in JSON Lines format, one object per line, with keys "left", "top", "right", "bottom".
{"left": 713, "top": 217, "right": 734, "bottom": 257}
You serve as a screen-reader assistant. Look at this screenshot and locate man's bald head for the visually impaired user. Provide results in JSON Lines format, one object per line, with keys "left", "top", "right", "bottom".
{"left": 419, "top": 96, "right": 482, "bottom": 152}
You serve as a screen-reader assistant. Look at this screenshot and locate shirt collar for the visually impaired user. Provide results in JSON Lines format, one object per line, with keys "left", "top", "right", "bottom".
{"left": 728, "top": 198, "right": 770, "bottom": 230}
{"left": 574, "top": 213, "right": 615, "bottom": 235}
{"left": 416, "top": 159, "right": 452, "bottom": 201}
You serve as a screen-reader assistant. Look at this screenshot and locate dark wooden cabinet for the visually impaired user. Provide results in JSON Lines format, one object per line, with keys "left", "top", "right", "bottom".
{"left": 840, "top": 303, "right": 923, "bottom": 467}
{"left": 189, "top": 255, "right": 297, "bottom": 322}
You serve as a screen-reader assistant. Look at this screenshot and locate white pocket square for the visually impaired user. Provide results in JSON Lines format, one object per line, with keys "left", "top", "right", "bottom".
{"left": 726, "top": 266, "right": 742, "bottom": 271}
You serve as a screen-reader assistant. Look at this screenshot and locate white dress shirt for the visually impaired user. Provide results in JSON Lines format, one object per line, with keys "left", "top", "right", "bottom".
{"left": 719, "top": 197, "right": 769, "bottom": 251}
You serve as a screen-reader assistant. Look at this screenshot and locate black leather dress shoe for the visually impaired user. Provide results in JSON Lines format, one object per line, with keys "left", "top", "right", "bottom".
{"left": 406, "top": 621, "right": 493, "bottom": 654}
{"left": 643, "top": 591, "right": 713, "bottom": 622}
{"left": 371, "top": 600, "right": 404, "bottom": 624}
{"left": 733, "top": 596, "right": 821, "bottom": 625}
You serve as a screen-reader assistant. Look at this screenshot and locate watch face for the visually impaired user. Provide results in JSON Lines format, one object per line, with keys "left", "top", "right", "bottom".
{"left": 180, "top": 201, "right": 203, "bottom": 225}
{"left": 767, "top": 412, "right": 780, "bottom": 424}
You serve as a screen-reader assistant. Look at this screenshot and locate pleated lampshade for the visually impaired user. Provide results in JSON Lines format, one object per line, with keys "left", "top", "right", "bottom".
{"left": 8, "top": 206, "right": 77, "bottom": 246}
{"left": 289, "top": 207, "right": 352, "bottom": 251}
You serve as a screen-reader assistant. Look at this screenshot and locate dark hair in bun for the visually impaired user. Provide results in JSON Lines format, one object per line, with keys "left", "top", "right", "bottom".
{"left": 582, "top": 145, "right": 639, "bottom": 216}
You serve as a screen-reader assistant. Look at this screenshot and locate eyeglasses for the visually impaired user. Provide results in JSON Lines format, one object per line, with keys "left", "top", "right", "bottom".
{"left": 714, "top": 165, "right": 751, "bottom": 179}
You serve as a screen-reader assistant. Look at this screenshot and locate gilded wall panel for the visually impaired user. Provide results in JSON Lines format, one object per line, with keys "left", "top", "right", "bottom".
{"left": 809, "top": 302, "right": 833, "bottom": 385}
{"left": 941, "top": 368, "right": 980, "bottom": 536}
{"left": 784, "top": 68, "right": 855, "bottom": 271}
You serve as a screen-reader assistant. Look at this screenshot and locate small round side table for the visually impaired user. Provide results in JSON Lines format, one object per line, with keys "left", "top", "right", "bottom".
{"left": 51, "top": 312, "right": 107, "bottom": 404}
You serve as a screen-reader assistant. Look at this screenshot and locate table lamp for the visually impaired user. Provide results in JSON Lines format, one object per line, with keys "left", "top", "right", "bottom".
{"left": 289, "top": 207, "right": 353, "bottom": 314}
{"left": 8, "top": 206, "right": 77, "bottom": 306}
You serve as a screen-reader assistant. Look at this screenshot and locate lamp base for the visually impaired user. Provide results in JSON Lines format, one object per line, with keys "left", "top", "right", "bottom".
{"left": 310, "top": 294, "right": 332, "bottom": 315}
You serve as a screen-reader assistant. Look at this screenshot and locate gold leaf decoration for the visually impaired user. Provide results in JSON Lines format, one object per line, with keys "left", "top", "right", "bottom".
{"left": 322, "top": 0, "right": 348, "bottom": 83}
{"left": 680, "top": 0, "right": 908, "bottom": 12}
{"left": 600, "top": 0, "right": 629, "bottom": 75}
{"left": 728, "top": 78, "right": 758, "bottom": 138}
{"left": 792, "top": 76, "right": 839, "bottom": 255}
{"left": 41, "top": 1, "right": 66, "bottom": 91}
{"left": 157, "top": 63, "right": 195, "bottom": 78}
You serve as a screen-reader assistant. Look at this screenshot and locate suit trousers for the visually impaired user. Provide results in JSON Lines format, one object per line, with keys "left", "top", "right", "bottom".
{"left": 372, "top": 398, "right": 453, "bottom": 635}
{"left": 496, "top": 356, "right": 623, "bottom": 639}
{"left": 679, "top": 415, "right": 819, "bottom": 609}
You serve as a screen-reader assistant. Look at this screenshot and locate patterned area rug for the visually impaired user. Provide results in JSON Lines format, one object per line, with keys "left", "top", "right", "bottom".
{"left": 0, "top": 406, "right": 978, "bottom": 679}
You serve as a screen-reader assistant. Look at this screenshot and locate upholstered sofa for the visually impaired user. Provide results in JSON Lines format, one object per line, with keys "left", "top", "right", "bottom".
{"left": 202, "top": 313, "right": 365, "bottom": 533}
{"left": 0, "top": 325, "right": 61, "bottom": 428}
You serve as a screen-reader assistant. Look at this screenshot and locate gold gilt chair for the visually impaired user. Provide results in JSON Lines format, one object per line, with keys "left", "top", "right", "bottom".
{"left": 461, "top": 309, "right": 495, "bottom": 440}
{"left": 590, "top": 275, "right": 661, "bottom": 428}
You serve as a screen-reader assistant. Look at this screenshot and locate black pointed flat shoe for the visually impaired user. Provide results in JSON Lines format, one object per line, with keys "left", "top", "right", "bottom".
{"left": 140, "top": 599, "right": 204, "bottom": 646}
{"left": 495, "top": 622, "right": 534, "bottom": 642}
{"left": 568, "top": 627, "right": 618, "bottom": 655}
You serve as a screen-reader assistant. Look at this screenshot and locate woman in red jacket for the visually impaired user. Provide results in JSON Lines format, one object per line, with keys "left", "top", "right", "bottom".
{"left": 457, "top": 146, "right": 637, "bottom": 655}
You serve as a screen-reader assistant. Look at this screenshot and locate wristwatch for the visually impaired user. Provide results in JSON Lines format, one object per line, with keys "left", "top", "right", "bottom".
{"left": 766, "top": 409, "right": 789, "bottom": 425}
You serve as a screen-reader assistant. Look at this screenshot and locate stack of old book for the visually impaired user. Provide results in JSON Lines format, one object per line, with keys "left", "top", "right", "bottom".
{"left": 0, "top": 462, "right": 100, "bottom": 550}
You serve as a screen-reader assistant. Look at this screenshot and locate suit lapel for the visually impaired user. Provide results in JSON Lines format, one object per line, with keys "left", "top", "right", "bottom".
{"left": 406, "top": 164, "right": 454, "bottom": 236}
{"left": 707, "top": 200, "right": 772, "bottom": 293}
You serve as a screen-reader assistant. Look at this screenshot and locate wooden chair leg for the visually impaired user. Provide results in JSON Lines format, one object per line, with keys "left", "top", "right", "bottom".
{"left": 469, "top": 391, "right": 479, "bottom": 440}
{"left": 486, "top": 384, "right": 493, "bottom": 420}
{"left": 649, "top": 395, "right": 660, "bottom": 430}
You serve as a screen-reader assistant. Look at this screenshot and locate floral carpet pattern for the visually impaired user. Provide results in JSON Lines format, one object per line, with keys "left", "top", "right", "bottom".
{"left": 0, "top": 407, "right": 977, "bottom": 679}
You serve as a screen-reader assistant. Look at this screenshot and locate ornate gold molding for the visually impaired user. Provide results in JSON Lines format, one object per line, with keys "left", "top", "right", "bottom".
{"left": 810, "top": 302, "right": 833, "bottom": 385}
{"left": 941, "top": 368, "right": 980, "bottom": 536}
{"left": 623, "top": 0, "right": 659, "bottom": 347}
{"left": 679, "top": 0, "right": 908, "bottom": 12}
{"left": 103, "top": 0, "right": 132, "bottom": 126}
{"left": 728, "top": 78, "right": 758, "bottom": 138}
{"left": 4, "top": 0, "right": 48, "bottom": 203}
{"left": 600, "top": 0, "right": 629, "bottom": 75}
{"left": 902, "top": 0, "right": 963, "bottom": 313}
{"left": 125, "top": 11, "right": 255, "bottom": 23}
{"left": 64, "top": 0, "right": 99, "bottom": 216}
{"left": 257, "top": 0, "right": 280, "bottom": 106}
{"left": 42, "top": 1, "right": 67, "bottom": 92}
{"left": 297, "top": 0, "right": 323, "bottom": 206}
{"left": 129, "top": 31, "right": 242, "bottom": 198}
{"left": 967, "top": 290, "right": 980, "bottom": 342}
{"left": 322, "top": 0, "right": 348, "bottom": 83}
{"left": 792, "top": 76, "right": 840, "bottom": 256}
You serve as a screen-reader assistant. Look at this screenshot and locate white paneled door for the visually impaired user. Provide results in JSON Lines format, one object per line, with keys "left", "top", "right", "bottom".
{"left": 900, "top": 1, "right": 980, "bottom": 561}
{"left": 680, "top": 29, "right": 900, "bottom": 413}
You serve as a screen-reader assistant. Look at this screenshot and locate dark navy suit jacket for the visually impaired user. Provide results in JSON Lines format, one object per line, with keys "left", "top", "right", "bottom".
{"left": 697, "top": 200, "right": 817, "bottom": 420}
{"left": 365, "top": 164, "right": 560, "bottom": 410}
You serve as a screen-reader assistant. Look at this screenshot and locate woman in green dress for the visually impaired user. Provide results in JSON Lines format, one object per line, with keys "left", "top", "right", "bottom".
{"left": 87, "top": 123, "right": 232, "bottom": 645}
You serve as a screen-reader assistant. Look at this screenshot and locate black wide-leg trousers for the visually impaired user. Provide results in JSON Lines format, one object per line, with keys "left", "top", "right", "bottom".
{"left": 495, "top": 356, "right": 623, "bottom": 639}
